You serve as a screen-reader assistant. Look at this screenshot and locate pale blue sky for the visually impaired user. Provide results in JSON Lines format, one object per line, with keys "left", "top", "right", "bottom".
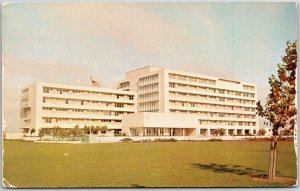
{"left": 3, "top": 3, "right": 298, "bottom": 132}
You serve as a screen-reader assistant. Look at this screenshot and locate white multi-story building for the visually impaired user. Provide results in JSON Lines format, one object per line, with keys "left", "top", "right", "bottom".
{"left": 20, "top": 82, "right": 137, "bottom": 136}
{"left": 116, "top": 66, "right": 259, "bottom": 137}
{"left": 20, "top": 66, "right": 259, "bottom": 138}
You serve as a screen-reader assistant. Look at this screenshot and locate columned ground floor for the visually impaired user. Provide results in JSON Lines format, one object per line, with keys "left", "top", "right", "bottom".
{"left": 199, "top": 128, "right": 257, "bottom": 136}
{"left": 129, "top": 127, "right": 257, "bottom": 137}
{"left": 121, "top": 113, "right": 259, "bottom": 137}
{"left": 130, "top": 127, "right": 196, "bottom": 137}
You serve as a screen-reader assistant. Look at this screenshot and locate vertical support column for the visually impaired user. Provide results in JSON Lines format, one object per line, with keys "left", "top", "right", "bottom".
{"left": 250, "top": 129, "right": 253, "bottom": 135}
{"left": 207, "top": 128, "right": 211, "bottom": 136}
{"left": 242, "top": 129, "right": 245, "bottom": 136}
{"left": 234, "top": 129, "right": 237, "bottom": 135}
{"left": 225, "top": 129, "right": 229, "bottom": 136}
{"left": 183, "top": 129, "right": 186, "bottom": 136}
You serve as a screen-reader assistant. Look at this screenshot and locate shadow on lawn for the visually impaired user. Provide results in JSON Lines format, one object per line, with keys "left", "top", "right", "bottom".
{"left": 191, "top": 163, "right": 272, "bottom": 177}
{"left": 131, "top": 184, "right": 146, "bottom": 188}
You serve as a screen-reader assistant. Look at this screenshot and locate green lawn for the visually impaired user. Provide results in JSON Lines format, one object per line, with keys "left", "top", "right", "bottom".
{"left": 3, "top": 140, "right": 297, "bottom": 188}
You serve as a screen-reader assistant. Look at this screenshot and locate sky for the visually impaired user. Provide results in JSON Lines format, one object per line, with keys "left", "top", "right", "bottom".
{"left": 2, "top": 3, "right": 298, "bottom": 132}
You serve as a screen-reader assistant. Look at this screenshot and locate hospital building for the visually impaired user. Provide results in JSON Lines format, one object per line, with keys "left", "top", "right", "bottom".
{"left": 20, "top": 66, "right": 259, "bottom": 137}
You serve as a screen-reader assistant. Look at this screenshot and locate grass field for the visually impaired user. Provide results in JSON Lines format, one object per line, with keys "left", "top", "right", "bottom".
{"left": 3, "top": 140, "right": 297, "bottom": 188}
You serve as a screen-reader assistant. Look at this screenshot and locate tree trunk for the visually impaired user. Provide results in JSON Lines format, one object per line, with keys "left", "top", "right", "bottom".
{"left": 272, "top": 136, "right": 278, "bottom": 178}
{"left": 268, "top": 140, "right": 274, "bottom": 179}
{"left": 294, "top": 128, "right": 297, "bottom": 159}
{"left": 269, "top": 135, "right": 277, "bottom": 179}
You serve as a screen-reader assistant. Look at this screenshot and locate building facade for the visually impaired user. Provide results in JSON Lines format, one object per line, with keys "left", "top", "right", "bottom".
{"left": 116, "top": 66, "right": 259, "bottom": 136}
{"left": 20, "top": 67, "right": 259, "bottom": 137}
{"left": 20, "top": 82, "right": 137, "bottom": 136}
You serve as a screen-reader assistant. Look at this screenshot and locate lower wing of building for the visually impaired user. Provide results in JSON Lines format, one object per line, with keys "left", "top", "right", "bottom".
{"left": 20, "top": 82, "right": 137, "bottom": 136}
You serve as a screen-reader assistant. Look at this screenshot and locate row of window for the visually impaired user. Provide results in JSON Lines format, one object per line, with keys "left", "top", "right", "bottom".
{"left": 199, "top": 120, "right": 256, "bottom": 126}
{"left": 169, "top": 109, "right": 255, "bottom": 119}
{"left": 42, "top": 98, "right": 134, "bottom": 108}
{"left": 139, "top": 101, "right": 159, "bottom": 112}
{"left": 169, "top": 83, "right": 255, "bottom": 98}
{"left": 243, "top": 85, "right": 255, "bottom": 91}
{"left": 43, "top": 107, "right": 133, "bottom": 116}
{"left": 43, "top": 117, "right": 121, "bottom": 123}
{"left": 139, "top": 83, "right": 159, "bottom": 94}
{"left": 139, "top": 92, "right": 159, "bottom": 103}
{"left": 169, "top": 101, "right": 256, "bottom": 112}
{"left": 139, "top": 74, "right": 159, "bottom": 86}
{"left": 169, "top": 92, "right": 255, "bottom": 105}
{"left": 43, "top": 87, "right": 134, "bottom": 100}
{"left": 169, "top": 73, "right": 216, "bottom": 85}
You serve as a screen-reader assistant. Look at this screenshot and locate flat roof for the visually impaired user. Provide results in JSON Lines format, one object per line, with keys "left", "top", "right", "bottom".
{"left": 125, "top": 66, "right": 163, "bottom": 74}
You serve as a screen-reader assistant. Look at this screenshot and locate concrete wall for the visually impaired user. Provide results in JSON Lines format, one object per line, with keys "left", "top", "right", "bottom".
{"left": 122, "top": 112, "right": 199, "bottom": 128}
{"left": 5, "top": 133, "right": 24, "bottom": 140}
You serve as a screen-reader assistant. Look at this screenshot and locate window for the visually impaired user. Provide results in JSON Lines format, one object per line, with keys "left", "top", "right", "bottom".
{"left": 120, "top": 82, "right": 130, "bottom": 88}
{"left": 243, "top": 85, "right": 255, "bottom": 91}
{"left": 115, "top": 103, "right": 124, "bottom": 108}
{"left": 219, "top": 90, "right": 224, "bottom": 94}
{"left": 45, "top": 118, "right": 51, "bottom": 123}
{"left": 169, "top": 83, "right": 175, "bottom": 88}
{"left": 43, "top": 88, "right": 49, "bottom": 93}
{"left": 104, "top": 111, "right": 110, "bottom": 116}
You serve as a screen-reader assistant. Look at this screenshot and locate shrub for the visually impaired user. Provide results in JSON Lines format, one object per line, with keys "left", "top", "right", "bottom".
{"left": 153, "top": 138, "right": 177, "bottom": 142}
{"left": 120, "top": 138, "right": 133, "bottom": 142}
{"left": 208, "top": 139, "right": 222, "bottom": 142}
{"left": 258, "top": 129, "right": 266, "bottom": 136}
